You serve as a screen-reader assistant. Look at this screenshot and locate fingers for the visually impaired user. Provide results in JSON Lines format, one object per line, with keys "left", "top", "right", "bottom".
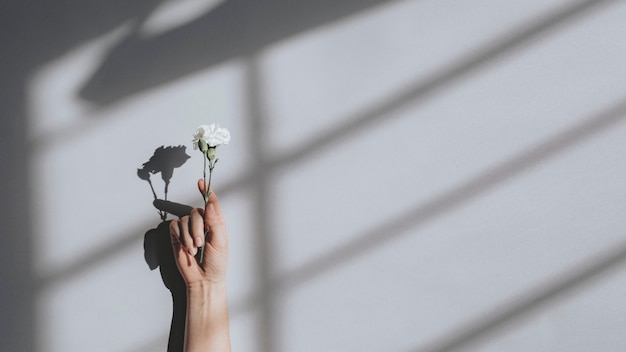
{"left": 169, "top": 219, "right": 181, "bottom": 248}
{"left": 182, "top": 215, "right": 197, "bottom": 256}
{"left": 170, "top": 215, "right": 198, "bottom": 256}
{"left": 190, "top": 208, "right": 205, "bottom": 248}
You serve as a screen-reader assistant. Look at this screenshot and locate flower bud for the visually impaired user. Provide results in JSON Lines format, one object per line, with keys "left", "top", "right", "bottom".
{"left": 206, "top": 147, "right": 216, "bottom": 160}
{"left": 198, "top": 139, "right": 208, "bottom": 153}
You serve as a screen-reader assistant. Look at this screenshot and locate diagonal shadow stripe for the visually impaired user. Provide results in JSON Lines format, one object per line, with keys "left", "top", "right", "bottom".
{"left": 215, "top": 0, "right": 619, "bottom": 201}
{"left": 32, "top": 0, "right": 613, "bottom": 153}
{"left": 35, "top": 226, "right": 147, "bottom": 289}
{"left": 412, "top": 237, "right": 626, "bottom": 352}
{"left": 228, "top": 97, "right": 626, "bottom": 314}
{"left": 123, "top": 233, "right": 626, "bottom": 352}
{"left": 261, "top": 0, "right": 618, "bottom": 171}
{"left": 78, "top": 0, "right": 398, "bottom": 104}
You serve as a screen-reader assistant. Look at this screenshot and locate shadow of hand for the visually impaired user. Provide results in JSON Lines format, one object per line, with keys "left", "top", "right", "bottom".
{"left": 143, "top": 198, "right": 194, "bottom": 352}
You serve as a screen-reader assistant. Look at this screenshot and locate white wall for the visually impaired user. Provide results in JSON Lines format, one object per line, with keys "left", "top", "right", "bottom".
{"left": 8, "top": 0, "right": 626, "bottom": 351}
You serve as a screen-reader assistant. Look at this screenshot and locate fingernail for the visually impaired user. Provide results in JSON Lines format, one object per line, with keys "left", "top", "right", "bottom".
{"left": 195, "top": 236, "right": 203, "bottom": 247}
{"left": 188, "top": 247, "right": 197, "bottom": 256}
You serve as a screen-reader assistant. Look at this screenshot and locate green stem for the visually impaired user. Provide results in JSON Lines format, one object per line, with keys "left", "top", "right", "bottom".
{"left": 199, "top": 155, "right": 207, "bottom": 264}
{"left": 203, "top": 155, "right": 208, "bottom": 203}
{"left": 199, "top": 161, "right": 215, "bottom": 264}
{"left": 207, "top": 162, "right": 214, "bottom": 199}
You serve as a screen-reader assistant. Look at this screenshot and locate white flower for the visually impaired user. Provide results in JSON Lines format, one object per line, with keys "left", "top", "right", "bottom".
{"left": 192, "top": 123, "right": 231, "bottom": 149}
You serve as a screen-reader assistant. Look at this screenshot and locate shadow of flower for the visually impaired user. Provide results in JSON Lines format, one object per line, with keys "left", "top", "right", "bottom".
{"left": 138, "top": 145, "right": 191, "bottom": 220}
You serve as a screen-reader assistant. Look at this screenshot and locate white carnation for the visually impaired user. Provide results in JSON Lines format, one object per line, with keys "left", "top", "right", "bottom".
{"left": 192, "top": 123, "right": 231, "bottom": 149}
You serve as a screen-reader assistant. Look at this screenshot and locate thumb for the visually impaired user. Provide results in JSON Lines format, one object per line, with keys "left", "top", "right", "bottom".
{"left": 197, "top": 178, "right": 223, "bottom": 227}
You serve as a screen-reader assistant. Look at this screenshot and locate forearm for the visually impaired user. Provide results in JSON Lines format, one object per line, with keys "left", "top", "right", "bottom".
{"left": 185, "top": 281, "right": 231, "bottom": 352}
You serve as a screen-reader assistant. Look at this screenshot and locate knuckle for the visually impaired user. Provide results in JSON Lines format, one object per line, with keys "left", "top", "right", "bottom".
{"left": 169, "top": 219, "right": 179, "bottom": 231}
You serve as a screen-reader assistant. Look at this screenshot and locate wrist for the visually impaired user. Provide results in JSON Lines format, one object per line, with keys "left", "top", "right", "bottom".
{"left": 186, "top": 280, "right": 229, "bottom": 318}
{"left": 187, "top": 280, "right": 227, "bottom": 294}
{"left": 185, "top": 280, "right": 231, "bottom": 351}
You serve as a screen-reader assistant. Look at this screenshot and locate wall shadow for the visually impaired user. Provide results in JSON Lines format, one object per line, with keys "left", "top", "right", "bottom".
{"left": 29, "top": 0, "right": 616, "bottom": 172}
{"left": 412, "top": 237, "right": 626, "bottom": 352}
{"left": 258, "top": 0, "right": 616, "bottom": 173}
{"left": 0, "top": 76, "right": 35, "bottom": 351}
{"left": 79, "top": 0, "right": 396, "bottom": 104}
{"left": 243, "top": 55, "right": 279, "bottom": 352}
{"left": 227, "top": 96, "right": 626, "bottom": 316}
{"left": 143, "top": 220, "right": 187, "bottom": 352}
{"left": 1, "top": 1, "right": 164, "bottom": 347}
{"left": 0, "top": 1, "right": 162, "bottom": 349}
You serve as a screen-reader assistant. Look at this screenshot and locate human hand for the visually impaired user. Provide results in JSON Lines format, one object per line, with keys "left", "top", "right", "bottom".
{"left": 169, "top": 179, "right": 228, "bottom": 286}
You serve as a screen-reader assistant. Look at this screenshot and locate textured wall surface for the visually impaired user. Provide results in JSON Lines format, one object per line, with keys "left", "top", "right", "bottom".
{"left": 3, "top": 0, "right": 626, "bottom": 351}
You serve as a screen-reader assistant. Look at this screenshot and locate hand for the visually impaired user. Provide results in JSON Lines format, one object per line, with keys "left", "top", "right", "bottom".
{"left": 169, "top": 179, "right": 228, "bottom": 286}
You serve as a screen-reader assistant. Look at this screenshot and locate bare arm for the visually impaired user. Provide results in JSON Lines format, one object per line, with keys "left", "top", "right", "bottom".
{"left": 169, "top": 180, "right": 231, "bottom": 352}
